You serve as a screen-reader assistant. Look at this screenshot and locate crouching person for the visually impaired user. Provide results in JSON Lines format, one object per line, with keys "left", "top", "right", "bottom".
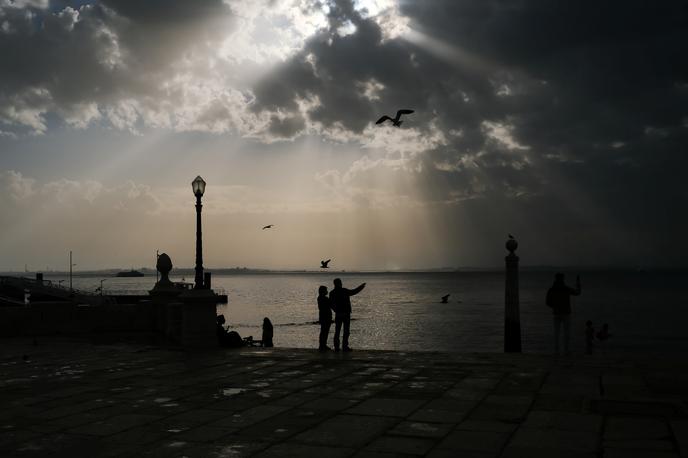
{"left": 216, "top": 314, "right": 244, "bottom": 348}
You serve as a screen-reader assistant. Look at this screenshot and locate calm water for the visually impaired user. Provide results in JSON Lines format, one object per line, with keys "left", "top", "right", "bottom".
{"left": 42, "top": 271, "right": 688, "bottom": 354}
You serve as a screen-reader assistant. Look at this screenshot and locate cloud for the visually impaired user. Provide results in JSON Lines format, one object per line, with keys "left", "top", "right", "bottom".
{"left": 2, "top": 1, "right": 688, "bottom": 266}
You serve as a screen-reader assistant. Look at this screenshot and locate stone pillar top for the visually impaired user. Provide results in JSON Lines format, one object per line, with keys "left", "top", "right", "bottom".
{"left": 506, "top": 235, "right": 518, "bottom": 254}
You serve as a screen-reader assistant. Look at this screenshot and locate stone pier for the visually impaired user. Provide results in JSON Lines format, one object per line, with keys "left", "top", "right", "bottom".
{"left": 1, "top": 338, "right": 686, "bottom": 457}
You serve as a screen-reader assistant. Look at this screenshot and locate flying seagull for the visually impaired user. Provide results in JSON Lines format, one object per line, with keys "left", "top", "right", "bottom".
{"left": 441, "top": 294, "right": 450, "bottom": 303}
{"left": 262, "top": 224, "right": 274, "bottom": 230}
{"left": 320, "top": 259, "right": 331, "bottom": 269}
{"left": 376, "top": 109, "right": 414, "bottom": 127}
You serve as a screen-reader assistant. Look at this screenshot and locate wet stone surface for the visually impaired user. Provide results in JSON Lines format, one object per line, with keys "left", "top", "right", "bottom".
{"left": 1, "top": 337, "right": 687, "bottom": 457}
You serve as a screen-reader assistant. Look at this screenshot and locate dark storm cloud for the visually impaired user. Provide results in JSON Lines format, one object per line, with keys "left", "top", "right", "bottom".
{"left": 250, "top": 0, "right": 688, "bottom": 265}
{"left": 0, "top": 0, "right": 234, "bottom": 132}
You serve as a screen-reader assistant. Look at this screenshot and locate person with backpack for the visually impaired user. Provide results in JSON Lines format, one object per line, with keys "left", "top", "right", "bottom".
{"left": 546, "top": 273, "right": 582, "bottom": 356}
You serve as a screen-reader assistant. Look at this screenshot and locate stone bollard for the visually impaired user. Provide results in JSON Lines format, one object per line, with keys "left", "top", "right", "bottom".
{"left": 504, "top": 236, "right": 522, "bottom": 352}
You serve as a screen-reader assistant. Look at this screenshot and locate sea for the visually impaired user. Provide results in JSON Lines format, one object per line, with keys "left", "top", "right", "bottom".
{"left": 38, "top": 270, "right": 688, "bottom": 354}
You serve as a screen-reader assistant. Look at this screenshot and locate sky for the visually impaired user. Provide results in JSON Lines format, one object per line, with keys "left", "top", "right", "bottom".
{"left": 1, "top": 0, "right": 687, "bottom": 271}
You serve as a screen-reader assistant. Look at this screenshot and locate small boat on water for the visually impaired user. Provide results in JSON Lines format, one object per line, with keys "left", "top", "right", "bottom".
{"left": 116, "top": 269, "right": 144, "bottom": 278}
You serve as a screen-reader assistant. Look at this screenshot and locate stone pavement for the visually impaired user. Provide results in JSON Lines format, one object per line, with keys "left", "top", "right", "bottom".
{"left": 1, "top": 338, "right": 687, "bottom": 457}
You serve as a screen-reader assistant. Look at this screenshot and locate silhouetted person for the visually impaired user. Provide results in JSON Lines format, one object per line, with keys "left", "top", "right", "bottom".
{"left": 217, "top": 314, "right": 243, "bottom": 348}
{"left": 585, "top": 320, "right": 595, "bottom": 355}
{"left": 441, "top": 294, "right": 450, "bottom": 303}
{"left": 262, "top": 317, "right": 274, "bottom": 347}
{"left": 330, "top": 278, "right": 366, "bottom": 352}
{"left": 317, "top": 285, "right": 334, "bottom": 351}
{"left": 546, "top": 273, "right": 581, "bottom": 356}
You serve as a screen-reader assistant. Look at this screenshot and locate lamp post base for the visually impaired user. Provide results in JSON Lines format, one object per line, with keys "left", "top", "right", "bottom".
{"left": 179, "top": 288, "right": 218, "bottom": 348}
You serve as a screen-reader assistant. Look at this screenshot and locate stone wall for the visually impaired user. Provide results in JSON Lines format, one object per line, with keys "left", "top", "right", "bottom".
{"left": 0, "top": 302, "right": 157, "bottom": 337}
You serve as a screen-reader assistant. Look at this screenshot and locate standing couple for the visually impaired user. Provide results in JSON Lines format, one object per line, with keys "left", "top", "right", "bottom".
{"left": 317, "top": 278, "right": 366, "bottom": 352}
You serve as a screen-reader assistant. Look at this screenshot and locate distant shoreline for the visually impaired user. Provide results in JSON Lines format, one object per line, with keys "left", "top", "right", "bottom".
{"left": 2, "top": 266, "right": 687, "bottom": 277}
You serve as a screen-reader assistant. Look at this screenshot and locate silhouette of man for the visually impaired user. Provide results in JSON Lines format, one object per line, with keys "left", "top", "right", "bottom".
{"left": 317, "top": 285, "right": 334, "bottom": 351}
{"left": 546, "top": 273, "right": 581, "bottom": 356}
{"left": 329, "top": 278, "right": 366, "bottom": 352}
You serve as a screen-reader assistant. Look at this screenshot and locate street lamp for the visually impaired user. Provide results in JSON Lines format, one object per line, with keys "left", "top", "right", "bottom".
{"left": 192, "top": 175, "right": 206, "bottom": 289}
{"left": 69, "top": 251, "right": 77, "bottom": 292}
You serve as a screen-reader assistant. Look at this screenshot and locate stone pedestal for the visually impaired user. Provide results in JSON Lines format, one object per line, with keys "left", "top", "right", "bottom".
{"left": 504, "top": 237, "right": 522, "bottom": 353}
{"left": 180, "top": 288, "right": 218, "bottom": 348}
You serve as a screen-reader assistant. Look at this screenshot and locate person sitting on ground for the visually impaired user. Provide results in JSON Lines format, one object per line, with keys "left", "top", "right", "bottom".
{"left": 317, "top": 285, "right": 334, "bottom": 351}
{"left": 262, "top": 317, "right": 274, "bottom": 347}
{"left": 585, "top": 320, "right": 595, "bottom": 355}
{"left": 216, "top": 314, "right": 244, "bottom": 348}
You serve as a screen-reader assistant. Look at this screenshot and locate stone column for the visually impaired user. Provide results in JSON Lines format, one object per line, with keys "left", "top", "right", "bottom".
{"left": 504, "top": 236, "right": 522, "bottom": 352}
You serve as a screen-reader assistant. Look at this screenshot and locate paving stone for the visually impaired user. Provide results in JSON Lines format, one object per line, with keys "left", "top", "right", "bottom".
{"left": 388, "top": 420, "right": 454, "bottom": 438}
{"left": 605, "top": 417, "right": 670, "bottom": 440}
{"left": 5, "top": 432, "right": 104, "bottom": 457}
{"left": 365, "top": 435, "right": 436, "bottom": 455}
{"left": 456, "top": 420, "right": 517, "bottom": 433}
{"left": 532, "top": 394, "right": 585, "bottom": 412}
{"left": 501, "top": 446, "right": 597, "bottom": 458}
{"left": 293, "top": 414, "right": 398, "bottom": 447}
{"left": 204, "top": 438, "right": 270, "bottom": 457}
{"left": 301, "top": 397, "right": 361, "bottom": 411}
{"left": 67, "top": 413, "right": 161, "bottom": 436}
{"left": 353, "top": 451, "right": 411, "bottom": 458}
{"left": 175, "top": 425, "right": 235, "bottom": 442}
{"left": 603, "top": 449, "right": 680, "bottom": 458}
{"left": 508, "top": 428, "right": 598, "bottom": 453}
{"left": 443, "top": 388, "right": 489, "bottom": 401}
{"left": 603, "top": 439, "right": 675, "bottom": 451}
{"left": 234, "top": 408, "right": 333, "bottom": 441}
{"left": 427, "top": 450, "right": 494, "bottom": 458}
{"left": 435, "top": 429, "right": 509, "bottom": 453}
{"left": 522, "top": 411, "right": 602, "bottom": 432}
{"left": 345, "top": 398, "right": 426, "bottom": 418}
{"left": 495, "top": 372, "right": 546, "bottom": 394}
{"left": 253, "top": 442, "right": 354, "bottom": 458}
{"left": 408, "top": 407, "right": 467, "bottom": 423}
{"left": 469, "top": 395, "right": 532, "bottom": 422}
{"left": 209, "top": 404, "right": 291, "bottom": 428}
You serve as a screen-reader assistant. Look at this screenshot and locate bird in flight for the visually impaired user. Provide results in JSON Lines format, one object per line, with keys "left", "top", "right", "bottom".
{"left": 262, "top": 224, "right": 274, "bottom": 230}
{"left": 376, "top": 109, "right": 414, "bottom": 127}
{"left": 320, "top": 259, "right": 331, "bottom": 269}
{"left": 441, "top": 294, "right": 450, "bottom": 303}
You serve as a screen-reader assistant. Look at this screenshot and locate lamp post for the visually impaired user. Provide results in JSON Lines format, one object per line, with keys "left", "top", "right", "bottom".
{"left": 504, "top": 236, "right": 522, "bottom": 353}
{"left": 69, "top": 251, "right": 77, "bottom": 292}
{"left": 192, "top": 176, "right": 206, "bottom": 290}
{"left": 98, "top": 278, "right": 107, "bottom": 297}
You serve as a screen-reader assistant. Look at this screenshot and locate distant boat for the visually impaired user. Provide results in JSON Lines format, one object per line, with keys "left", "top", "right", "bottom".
{"left": 116, "top": 269, "right": 144, "bottom": 278}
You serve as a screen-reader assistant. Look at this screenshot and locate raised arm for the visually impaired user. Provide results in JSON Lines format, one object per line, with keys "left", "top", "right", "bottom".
{"left": 348, "top": 283, "right": 366, "bottom": 296}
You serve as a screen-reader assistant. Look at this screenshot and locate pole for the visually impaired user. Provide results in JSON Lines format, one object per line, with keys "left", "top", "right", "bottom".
{"left": 194, "top": 194, "right": 204, "bottom": 289}
{"left": 504, "top": 237, "right": 522, "bottom": 352}
{"left": 156, "top": 250, "right": 159, "bottom": 283}
{"left": 69, "top": 250, "right": 73, "bottom": 292}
